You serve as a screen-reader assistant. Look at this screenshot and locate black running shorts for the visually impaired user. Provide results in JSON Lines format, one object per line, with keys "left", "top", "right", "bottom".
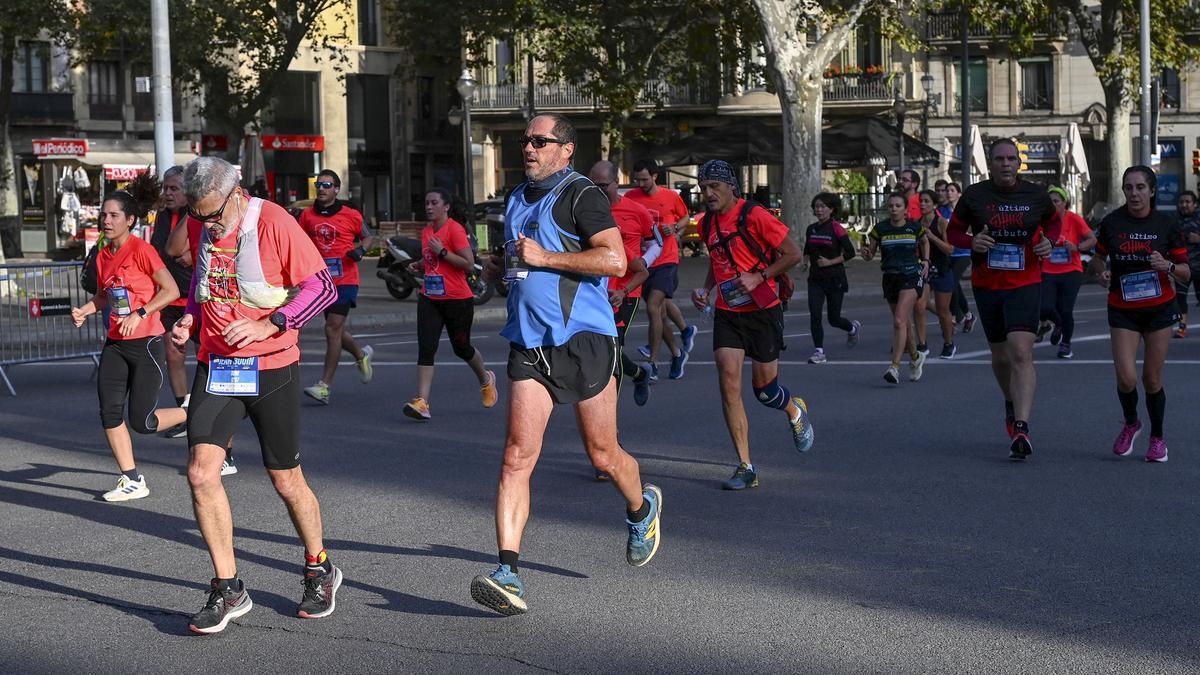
{"left": 972, "top": 283, "right": 1041, "bottom": 344}
{"left": 713, "top": 305, "right": 784, "bottom": 363}
{"left": 613, "top": 296, "right": 640, "bottom": 344}
{"left": 160, "top": 305, "right": 199, "bottom": 345}
{"left": 881, "top": 272, "right": 922, "bottom": 305}
{"left": 507, "top": 331, "right": 619, "bottom": 405}
{"left": 1108, "top": 302, "right": 1180, "bottom": 334}
{"left": 188, "top": 361, "right": 302, "bottom": 470}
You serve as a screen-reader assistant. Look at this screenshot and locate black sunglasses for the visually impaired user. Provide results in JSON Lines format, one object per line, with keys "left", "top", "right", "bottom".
{"left": 188, "top": 188, "right": 236, "bottom": 223}
{"left": 519, "top": 135, "right": 570, "bottom": 149}
{"left": 315, "top": 180, "right": 337, "bottom": 189}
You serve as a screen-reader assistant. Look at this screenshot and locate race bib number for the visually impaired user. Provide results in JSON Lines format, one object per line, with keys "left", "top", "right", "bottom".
{"left": 324, "top": 257, "right": 344, "bottom": 279}
{"left": 1120, "top": 270, "right": 1162, "bottom": 303}
{"left": 1049, "top": 246, "right": 1071, "bottom": 264}
{"left": 987, "top": 243, "right": 1025, "bottom": 271}
{"left": 109, "top": 286, "right": 132, "bottom": 317}
{"left": 719, "top": 278, "right": 753, "bottom": 308}
{"left": 424, "top": 274, "right": 445, "bottom": 297}
{"left": 206, "top": 356, "right": 259, "bottom": 396}
{"left": 504, "top": 240, "right": 529, "bottom": 282}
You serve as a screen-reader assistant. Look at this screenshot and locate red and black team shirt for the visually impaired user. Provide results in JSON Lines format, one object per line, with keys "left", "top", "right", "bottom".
{"left": 1095, "top": 206, "right": 1188, "bottom": 310}
{"left": 947, "top": 179, "right": 1060, "bottom": 290}
{"left": 803, "top": 220, "right": 855, "bottom": 280}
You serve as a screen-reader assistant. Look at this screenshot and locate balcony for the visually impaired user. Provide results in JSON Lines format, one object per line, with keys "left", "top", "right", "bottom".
{"left": 926, "top": 11, "right": 1066, "bottom": 44}
{"left": 472, "top": 81, "right": 714, "bottom": 113}
{"left": 823, "top": 76, "right": 892, "bottom": 103}
{"left": 9, "top": 92, "right": 74, "bottom": 123}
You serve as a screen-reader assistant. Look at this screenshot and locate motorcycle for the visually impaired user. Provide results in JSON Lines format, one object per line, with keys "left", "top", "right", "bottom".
{"left": 376, "top": 232, "right": 495, "bottom": 305}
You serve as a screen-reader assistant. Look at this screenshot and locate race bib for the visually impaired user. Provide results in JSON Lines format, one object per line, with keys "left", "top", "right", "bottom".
{"left": 1120, "top": 270, "right": 1162, "bottom": 302}
{"left": 424, "top": 274, "right": 445, "bottom": 297}
{"left": 1049, "top": 246, "right": 1071, "bottom": 264}
{"left": 987, "top": 243, "right": 1025, "bottom": 271}
{"left": 504, "top": 240, "right": 529, "bottom": 282}
{"left": 206, "top": 356, "right": 259, "bottom": 396}
{"left": 109, "top": 286, "right": 132, "bottom": 317}
{"left": 324, "top": 257, "right": 344, "bottom": 279}
{"left": 719, "top": 278, "right": 753, "bottom": 308}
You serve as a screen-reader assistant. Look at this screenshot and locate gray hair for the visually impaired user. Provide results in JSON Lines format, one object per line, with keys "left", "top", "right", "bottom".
{"left": 182, "top": 157, "right": 239, "bottom": 204}
{"left": 161, "top": 165, "right": 184, "bottom": 182}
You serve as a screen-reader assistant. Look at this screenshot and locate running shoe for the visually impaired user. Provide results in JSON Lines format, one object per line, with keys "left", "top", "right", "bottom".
{"left": 721, "top": 463, "right": 759, "bottom": 490}
{"left": 939, "top": 343, "right": 956, "bottom": 359}
{"left": 220, "top": 457, "right": 238, "bottom": 477}
{"left": 1009, "top": 432, "right": 1033, "bottom": 460}
{"left": 883, "top": 366, "right": 900, "bottom": 384}
{"left": 480, "top": 370, "right": 499, "bottom": 408}
{"left": 297, "top": 565, "right": 343, "bottom": 619}
{"left": 189, "top": 578, "right": 253, "bottom": 635}
{"left": 1146, "top": 436, "right": 1168, "bottom": 463}
{"left": 962, "top": 312, "right": 976, "bottom": 334}
{"left": 303, "top": 381, "right": 330, "bottom": 405}
{"left": 909, "top": 350, "right": 926, "bottom": 382}
{"left": 646, "top": 362, "right": 659, "bottom": 383}
{"left": 470, "top": 564, "right": 527, "bottom": 616}
{"left": 847, "top": 320, "right": 861, "bottom": 348}
{"left": 162, "top": 422, "right": 188, "bottom": 439}
{"left": 789, "top": 397, "right": 814, "bottom": 453}
{"left": 1035, "top": 320, "right": 1053, "bottom": 343}
{"left": 1112, "top": 420, "right": 1142, "bottom": 457}
{"left": 103, "top": 474, "right": 148, "bottom": 502}
{"left": 637, "top": 344, "right": 652, "bottom": 359}
{"left": 357, "top": 345, "right": 374, "bottom": 384}
{"left": 1050, "top": 325, "right": 1063, "bottom": 346}
{"left": 1057, "top": 343, "right": 1073, "bottom": 359}
{"left": 1175, "top": 324, "right": 1188, "bottom": 339}
{"left": 669, "top": 350, "right": 688, "bottom": 379}
{"left": 807, "top": 349, "right": 826, "bottom": 364}
{"left": 916, "top": 343, "right": 929, "bottom": 357}
{"left": 633, "top": 367, "right": 650, "bottom": 407}
{"left": 402, "top": 397, "right": 431, "bottom": 421}
{"left": 681, "top": 324, "right": 698, "bottom": 354}
{"left": 626, "top": 484, "right": 662, "bottom": 567}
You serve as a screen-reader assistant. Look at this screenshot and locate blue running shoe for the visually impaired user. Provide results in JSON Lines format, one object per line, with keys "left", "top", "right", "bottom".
{"left": 668, "top": 350, "right": 688, "bottom": 379}
{"left": 633, "top": 366, "right": 650, "bottom": 407}
{"left": 681, "top": 324, "right": 698, "bottom": 354}
{"left": 637, "top": 344, "right": 652, "bottom": 359}
{"left": 721, "top": 463, "right": 758, "bottom": 490}
{"left": 626, "top": 484, "right": 662, "bottom": 567}
{"left": 789, "top": 396, "right": 814, "bottom": 453}
{"left": 646, "top": 362, "right": 659, "bottom": 383}
{"left": 470, "top": 564, "right": 527, "bottom": 616}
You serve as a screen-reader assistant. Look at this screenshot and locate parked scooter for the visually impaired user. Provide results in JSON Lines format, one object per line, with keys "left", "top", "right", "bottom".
{"left": 376, "top": 232, "right": 494, "bottom": 305}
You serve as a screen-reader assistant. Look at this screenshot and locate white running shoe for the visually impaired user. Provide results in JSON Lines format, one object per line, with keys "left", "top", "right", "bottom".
{"left": 220, "top": 459, "right": 238, "bottom": 476}
{"left": 103, "top": 475, "right": 149, "bottom": 502}
{"left": 909, "top": 351, "right": 927, "bottom": 382}
{"left": 357, "top": 345, "right": 374, "bottom": 384}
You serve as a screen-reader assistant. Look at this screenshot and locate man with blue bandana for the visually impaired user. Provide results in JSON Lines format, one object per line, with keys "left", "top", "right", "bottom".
{"left": 470, "top": 113, "right": 662, "bottom": 616}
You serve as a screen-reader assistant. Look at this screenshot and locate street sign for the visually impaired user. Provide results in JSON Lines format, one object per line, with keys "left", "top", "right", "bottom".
{"left": 28, "top": 297, "right": 72, "bottom": 318}
{"left": 32, "top": 139, "right": 88, "bottom": 158}
{"left": 261, "top": 135, "right": 325, "bottom": 152}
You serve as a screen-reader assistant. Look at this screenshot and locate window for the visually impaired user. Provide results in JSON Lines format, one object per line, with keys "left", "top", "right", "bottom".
{"left": 88, "top": 61, "right": 122, "bottom": 119}
{"left": 1020, "top": 57, "right": 1053, "bottom": 111}
{"left": 358, "top": 0, "right": 379, "bottom": 46}
{"left": 955, "top": 58, "right": 987, "bottom": 113}
{"left": 495, "top": 40, "right": 514, "bottom": 84}
{"left": 15, "top": 42, "right": 50, "bottom": 93}
{"left": 1162, "top": 67, "right": 1181, "bottom": 110}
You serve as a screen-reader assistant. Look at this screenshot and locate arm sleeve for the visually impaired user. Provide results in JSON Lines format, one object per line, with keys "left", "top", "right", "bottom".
{"left": 184, "top": 272, "right": 200, "bottom": 322}
{"left": 277, "top": 269, "right": 337, "bottom": 329}
{"left": 641, "top": 240, "right": 662, "bottom": 267}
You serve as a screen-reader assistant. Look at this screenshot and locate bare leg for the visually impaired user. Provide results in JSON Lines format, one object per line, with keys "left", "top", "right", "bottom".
{"left": 575, "top": 378, "right": 644, "bottom": 509}
{"left": 890, "top": 290, "right": 917, "bottom": 365}
{"left": 495, "top": 379, "right": 554, "bottom": 553}
{"left": 188, "top": 442, "right": 237, "bottom": 578}
{"left": 664, "top": 299, "right": 687, "bottom": 333}
{"left": 105, "top": 423, "right": 135, "bottom": 472}
{"left": 935, "top": 291, "right": 956, "bottom": 346}
{"left": 912, "top": 285, "right": 929, "bottom": 346}
{"left": 988, "top": 341, "right": 1014, "bottom": 402}
{"left": 268, "top": 465, "right": 325, "bottom": 557}
{"left": 153, "top": 407, "right": 187, "bottom": 430}
{"left": 1110, "top": 328, "right": 1141, "bottom": 393}
{"left": 320, "top": 314, "right": 344, "bottom": 385}
{"left": 165, "top": 338, "right": 189, "bottom": 399}
{"left": 1140, "top": 326, "right": 1172, "bottom": 392}
{"left": 715, "top": 347, "right": 751, "bottom": 464}
{"left": 646, "top": 290, "right": 667, "bottom": 363}
{"left": 1005, "top": 331, "right": 1037, "bottom": 421}
{"left": 340, "top": 327, "right": 365, "bottom": 361}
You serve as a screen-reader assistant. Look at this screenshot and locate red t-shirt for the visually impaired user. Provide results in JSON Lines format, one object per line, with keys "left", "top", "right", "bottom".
{"left": 298, "top": 203, "right": 365, "bottom": 287}
{"left": 96, "top": 236, "right": 166, "bottom": 340}
{"left": 624, "top": 186, "right": 689, "bottom": 267}
{"left": 705, "top": 199, "right": 791, "bottom": 312}
{"left": 907, "top": 193, "right": 923, "bottom": 221}
{"left": 1041, "top": 210, "right": 1092, "bottom": 275}
{"left": 420, "top": 218, "right": 473, "bottom": 300}
{"left": 609, "top": 196, "right": 655, "bottom": 298}
{"left": 197, "top": 200, "right": 327, "bottom": 369}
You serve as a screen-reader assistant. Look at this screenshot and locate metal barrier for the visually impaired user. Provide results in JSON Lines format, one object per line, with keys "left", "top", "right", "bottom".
{"left": 0, "top": 261, "right": 102, "bottom": 395}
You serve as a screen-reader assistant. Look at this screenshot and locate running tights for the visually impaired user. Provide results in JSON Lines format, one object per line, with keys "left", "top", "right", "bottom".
{"left": 1040, "top": 271, "right": 1083, "bottom": 343}
{"left": 807, "top": 278, "right": 853, "bottom": 349}
{"left": 97, "top": 336, "right": 164, "bottom": 433}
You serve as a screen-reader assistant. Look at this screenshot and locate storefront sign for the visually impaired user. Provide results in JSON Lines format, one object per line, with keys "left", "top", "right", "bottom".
{"left": 33, "top": 139, "right": 89, "bottom": 158}
{"left": 29, "top": 297, "right": 72, "bottom": 318}
{"left": 104, "top": 165, "right": 150, "bottom": 181}
{"left": 262, "top": 135, "right": 325, "bottom": 152}
{"left": 201, "top": 135, "right": 228, "bottom": 152}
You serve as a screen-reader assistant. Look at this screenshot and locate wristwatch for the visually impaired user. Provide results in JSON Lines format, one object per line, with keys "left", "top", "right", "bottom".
{"left": 135, "top": 307, "right": 148, "bottom": 318}
{"left": 438, "top": 248, "right": 449, "bottom": 258}
{"left": 1169, "top": 262, "right": 1177, "bottom": 276}
{"left": 269, "top": 311, "right": 288, "bottom": 332}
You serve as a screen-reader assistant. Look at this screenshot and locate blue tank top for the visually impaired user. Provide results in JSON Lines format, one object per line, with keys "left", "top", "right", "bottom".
{"left": 500, "top": 171, "right": 617, "bottom": 348}
{"left": 941, "top": 204, "right": 970, "bottom": 257}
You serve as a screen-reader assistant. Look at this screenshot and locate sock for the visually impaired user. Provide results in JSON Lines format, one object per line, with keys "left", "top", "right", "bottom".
{"left": 122, "top": 468, "right": 140, "bottom": 481}
{"left": 743, "top": 462, "right": 755, "bottom": 472}
{"left": 225, "top": 447, "right": 234, "bottom": 462}
{"left": 627, "top": 499, "right": 651, "bottom": 523}
{"left": 890, "top": 361, "right": 900, "bottom": 369}
{"left": 1013, "top": 420, "right": 1029, "bottom": 436}
{"left": 1147, "top": 388, "right": 1166, "bottom": 438}
{"left": 182, "top": 393, "right": 191, "bottom": 408}
{"left": 1004, "top": 400, "right": 1015, "bottom": 421}
{"left": 1117, "top": 388, "right": 1139, "bottom": 426}
{"left": 499, "top": 549, "right": 519, "bottom": 573}
{"left": 175, "top": 395, "right": 186, "bottom": 406}
{"left": 304, "top": 549, "right": 333, "bottom": 576}
{"left": 216, "top": 576, "right": 241, "bottom": 592}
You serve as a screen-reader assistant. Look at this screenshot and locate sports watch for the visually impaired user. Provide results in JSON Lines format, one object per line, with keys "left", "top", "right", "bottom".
{"left": 269, "top": 311, "right": 288, "bottom": 332}
{"left": 135, "top": 307, "right": 148, "bottom": 318}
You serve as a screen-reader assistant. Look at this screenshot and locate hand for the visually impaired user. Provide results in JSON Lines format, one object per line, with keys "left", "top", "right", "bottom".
{"left": 347, "top": 247, "right": 365, "bottom": 262}
{"left": 410, "top": 260, "right": 424, "bottom": 275}
{"left": 115, "top": 312, "right": 142, "bottom": 338}
{"left": 222, "top": 317, "right": 278, "bottom": 349}
{"left": 1033, "top": 234, "right": 1053, "bottom": 259}
{"left": 70, "top": 306, "right": 89, "bottom": 328}
{"left": 735, "top": 270, "right": 763, "bottom": 293}
{"left": 427, "top": 235, "right": 444, "bottom": 254}
{"left": 816, "top": 257, "right": 832, "bottom": 268}
{"left": 1188, "top": 231, "right": 1200, "bottom": 244}
{"left": 1098, "top": 270, "right": 1111, "bottom": 288}
{"left": 1062, "top": 239, "right": 1078, "bottom": 253}
{"left": 608, "top": 287, "right": 626, "bottom": 307}
{"left": 921, "top": 260, "right": 931, "bottom": 276}
{"left": 175, "top": 254, "right": 193, "bottom": 268}
{"left": 515, "top": 232, "right": 547, "bottom": 267}
{"left": 660, "top": 223, "right": 676, "bottom": 237}
{"left": 972, "top": 225, "right": 995, "bottom": 253}
{"left": 1149, "top": 250, "right": 1171, "bottom": 272}
{"left": 482, "top": 254, "right": 502, "bottom": 281}
{"left": 171, "top": 314, "right": 194, "bottom": 348}
{"left": 860, "top": 247, "right": 873, "bottom": 261}
{"left": 691, "top": 287, "right": 710, "bottom": 311}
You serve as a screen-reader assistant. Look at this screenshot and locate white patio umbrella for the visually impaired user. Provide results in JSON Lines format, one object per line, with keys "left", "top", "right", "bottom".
{"left": 967, "top": 124, "right": 989, "bottom": 185}
{"left": 1060, "top": 122, "right": 1091, "bottom": 208}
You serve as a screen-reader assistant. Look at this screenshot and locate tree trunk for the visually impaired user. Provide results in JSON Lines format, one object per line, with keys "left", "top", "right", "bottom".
{"left": 1103, "top": 79, "right": 1132, "bottom": 206}
{"left": 777, "top": 80, "right": 823, "bottom": 242}
{"left": 0, "top": 32, "right": 18, "bottom": 221}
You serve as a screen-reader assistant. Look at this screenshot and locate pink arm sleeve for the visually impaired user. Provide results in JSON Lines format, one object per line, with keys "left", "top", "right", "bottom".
{"left": 276, "top": 268, "right": 337, "bottom": 329}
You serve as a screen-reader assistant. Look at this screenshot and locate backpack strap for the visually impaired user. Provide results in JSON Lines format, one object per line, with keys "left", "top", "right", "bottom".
{"left": 734, "top": 201, "right": 772, "bottom": 271}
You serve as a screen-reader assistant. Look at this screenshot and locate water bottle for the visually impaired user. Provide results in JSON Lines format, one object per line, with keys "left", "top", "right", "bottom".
{"left": 697, "top": 288, "right": 714, "bottom": 321}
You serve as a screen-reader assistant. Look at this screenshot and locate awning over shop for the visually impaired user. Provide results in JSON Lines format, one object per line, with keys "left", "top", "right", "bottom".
{"left": 74, "top": 151, "right": 199, "bottom": 174}
{"left": 821, "top": 118, "right": 940, "bottom": 169}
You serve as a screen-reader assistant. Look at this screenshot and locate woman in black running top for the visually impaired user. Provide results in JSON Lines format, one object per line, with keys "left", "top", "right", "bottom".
{"left": 803, "top": 192, "right": 860, "bottom": 364}
{"left": 918, "top": 189, "right": 957, "bottom": 358}
{"left": 861, "top": 193, "right": 929, "bottom": 384}
{"left": 1092, "top": 166, "right": 1190, "bottom": 463}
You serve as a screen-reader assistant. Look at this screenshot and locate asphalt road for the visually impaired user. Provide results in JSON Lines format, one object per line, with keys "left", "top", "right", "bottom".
{"left": 3, "top": 262, "right": 1200, "bottom": 674}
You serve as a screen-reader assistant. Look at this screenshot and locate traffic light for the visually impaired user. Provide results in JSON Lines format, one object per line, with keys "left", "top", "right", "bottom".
{"left": 1192, "top": 149, "right": 1199, "bottom": 175}
{"left": 1016, "top": 141, "right": 1030, "bottom": 172}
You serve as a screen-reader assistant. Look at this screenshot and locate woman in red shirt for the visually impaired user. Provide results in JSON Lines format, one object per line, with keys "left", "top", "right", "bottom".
{"left": 71, "top": 188, "right": 186, "bottom": 502}
{"left": 402, "top": 188, "right": 497, "bottom": 420}
{"left": 1038, "top": 186, "right": 1096, "bottom": 358}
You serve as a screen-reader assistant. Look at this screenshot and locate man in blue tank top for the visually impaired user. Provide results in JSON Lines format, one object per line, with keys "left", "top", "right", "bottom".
{"left": 470, "top": 113, "right": 663, "bottom": 616}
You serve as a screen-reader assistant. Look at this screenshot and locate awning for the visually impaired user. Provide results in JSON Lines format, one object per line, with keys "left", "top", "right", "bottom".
{"left": 66, "top": 151, "right": 199, "bottom": 173}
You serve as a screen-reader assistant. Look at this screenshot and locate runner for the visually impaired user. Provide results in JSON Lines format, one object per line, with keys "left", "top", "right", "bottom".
{"left": 299, "top": 169, "right": 374, "bottom": 404}
{"left": 470, "top": 114, "right": 661, "bottom": 616}
{"left": 1173, "top": 190, "right": 1200, "bottom": 337}
{"left": 945, "top": 181, "right": 976, "bottom": 331}
{"left": 920, "top": 189, "right": 958, "bottom": 358}
{"left": 803, "top": 192, "right": 860, "bottom": 364}
{"left": 689, "top": 159, "right": 812, "bottom": 491}
{"left": 899, "top": 169, "right": 923, "bottom": 221}
{"left": 625, "top": 158, "right": 698, "bottom": 380}
{"left": 170, "top": 157, "right": 342, "bottom": 634}
{"left": 401, "top": 187, "right": 498, "bottom": 420}
{"left": 860, "top": 193, "right": 929, "bottom": 384}
{"left": 150, "top": 166, "right": 193, "bottom": 438}
{"left": 71, "top": 184, "right": 186, "bottom": 502}
{"left": 1037, "top": 186, "right": 1096, "bottom": 359}
{"left": 1092, "top": 166, "right": 1189, "bottom": 462}
{"left": 947, "top": 138, "right": 1057, "bottom": 460}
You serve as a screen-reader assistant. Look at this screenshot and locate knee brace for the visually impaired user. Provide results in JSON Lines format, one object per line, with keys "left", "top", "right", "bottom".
{"left": 753, "top": 378, "right": 790, "bottom": 410}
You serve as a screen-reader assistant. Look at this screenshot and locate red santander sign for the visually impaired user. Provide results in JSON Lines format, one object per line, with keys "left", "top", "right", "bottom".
{"left": 261, "top": 134, "right": 324, "bottom": 152}
{"left": 33, "top": 138, "right": 89, "bottom": 158}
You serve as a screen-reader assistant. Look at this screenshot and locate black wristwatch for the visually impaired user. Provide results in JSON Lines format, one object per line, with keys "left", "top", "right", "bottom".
{"left": 136, "top": 307, "right": 148, "bottom": 318}
{"left": 438, "top": 248, "right": 449, "bottom": 258}
{"left": 269, "top": 311, "right": 288, "bottom": 332}
{"left": 1169, "top": 262, "right": 1177, "bottom": 276}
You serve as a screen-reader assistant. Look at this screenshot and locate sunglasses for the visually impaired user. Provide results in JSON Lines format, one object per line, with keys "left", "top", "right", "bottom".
{"left": 519, "top": 135, "right": 569, "bottom": 149}
{"left": 188, "top": 188, "right": 235, "bottom": 223}
{"left": 315, "top": 180, "right": 336, "bottom": 189}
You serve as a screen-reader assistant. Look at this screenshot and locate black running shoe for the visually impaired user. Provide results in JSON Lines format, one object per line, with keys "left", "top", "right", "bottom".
{"left": 297, "top": 566, "right": 343, "bottom": 618}
{"left": 189, "top": 579, "right": 253, "bottom": 635}
{"left": 1009, "top": 433, "right": 1033, "bottom": 461}
{"left": 163, "top": 422, "right": 188, "bottom": 439}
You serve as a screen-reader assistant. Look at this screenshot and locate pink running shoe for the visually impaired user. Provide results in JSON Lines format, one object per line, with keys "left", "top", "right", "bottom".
{"left": 1112, "top": 421, "right": 1141, "bottom": 457}
{"left": 1145, "top": 436, "right": 1168, "bottom": 463}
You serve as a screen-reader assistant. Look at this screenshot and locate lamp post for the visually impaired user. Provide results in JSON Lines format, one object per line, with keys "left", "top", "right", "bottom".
{"left": 456, "top": 69, "right": 477, "bottom": 223}
{"left": 919, "top": 72, "right": 942, "bottom": 144}
{"left": 892, "top": 90, "right": 908, "bottom": 177}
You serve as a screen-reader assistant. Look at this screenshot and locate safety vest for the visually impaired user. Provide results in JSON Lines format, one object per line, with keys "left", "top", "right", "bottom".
{"left": 194, "top": 197, "right": 291, "bottom": 309}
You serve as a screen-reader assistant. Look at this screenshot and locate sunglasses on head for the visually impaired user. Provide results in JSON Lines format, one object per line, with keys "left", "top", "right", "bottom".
{"left": 315, "top": 180, "right": 336, "bottom": 189}
{"left": 519, "top": 135, "right": 569, "bottom": 149}
{"left": 188, "top": 188, "right": 235, "bottom": 223}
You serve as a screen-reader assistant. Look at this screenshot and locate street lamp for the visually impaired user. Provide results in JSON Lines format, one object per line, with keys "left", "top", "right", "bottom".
{"left": 456, "top": 69, "right": 477, "bottom": 223}
{"left": 919, "top": 72, "right": 942, "bottom": 143}
{"left": 892, "top": 90, "right": 908, "bottom": 176}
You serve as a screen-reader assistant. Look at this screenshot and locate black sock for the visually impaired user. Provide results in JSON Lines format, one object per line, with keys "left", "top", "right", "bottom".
{"left": 122, "top": 468, "right": 140, "bottom": 481}
{"left": 216, "top": 576, "right": 241, "bottom": 592}
{"left": 175, "top": 395, "right": 186, "bottom": 406}
{"left": 1118, "top": 388, "right": 1139, "bottom": 426}
{"left": 627, "top": 500, "right": 651, "bottom": 523}
{"left": 1147, "top": 388, "right": 1166, "bottom": 438}
{"left": 1013, "top": 420, "right": 1029, "bottom": 436}
{"left": 499, "top": 549, "right": 519, "bottom": 573}
{"left": 1004, "top": 400, "right": 1015, "bottom": 420}
{"left": 225, "top": 447, "right": 234, "bottom": 462}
